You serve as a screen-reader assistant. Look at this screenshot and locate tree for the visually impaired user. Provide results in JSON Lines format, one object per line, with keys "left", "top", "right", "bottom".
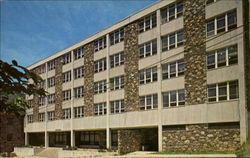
{"left": 0, "top": 60, "right": 46, "bottom": 115}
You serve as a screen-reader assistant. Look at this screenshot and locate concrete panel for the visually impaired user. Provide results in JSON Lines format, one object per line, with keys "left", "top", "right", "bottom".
{"left": 62, "top": 101, "right": 71, "bottom": 109}
{"left": 207, "top": 65, "right": 240, "bottom": 84}
{"left": 47, "top": 70, "right": 55, "bottom": 78}
{"left": 62, "top": 64, "right": 72, "bottom": 73}
{"left": 109, "top": 110, "right": 158, "bottom": 128}
{"left": 161, "top": 76, "right": 185, "bottom": 92}
{"left": 161, "top": 17, "right": 183, "bottom": 36}
{"left": 73, "top": 115, "right": 106, "bottom": 130}
{"left": 109, "top": 89, "right": 124, "bottom": 101}
{"left": 62, "top": 82, "right": 72, "bottom": 91}
{"left": 139, "top": 82, "right": 158, "bottom": 95}
{"left": 73, "top": 58, "right": 84, "bottom": 68}
{"left": 138, "top": 28, "right": 157, "bottom": 44}
{"left": 109, "top": 42, "right": 124, "bottom": 55}
{"left": 39, "top": 106, "right": 46, "bottom": 113}
{"left": 73, "top": 98, "right": 84, "bottom": 107}
{"left": 161, "top": 101, "right": 240, "bottom": 125}
{"left": 47, "top": 119, "right": 71, "bottom": 131}
{"left": 94, "top": 71, "right": 107, "bottom": 82}
{"left": 47, "top": 105, "right": 55, "bottom": 111}
{"left": 139, "top": 55, "right": 159, "bottom": 70}
{"left": 25, "top": 122, "right": 46, "bottom": 132}
{"left": 94, "top": 49, "right": 107, "bottom": 61}
{"left": 47, "top": 87, "right": 55, "bottom": 94}
{"left": 161, "top": 47, "right": 184, "bottom": 63}
{"left": 73, "top": 78, "right": 84, "bottom": 88}
{"left": 109, "top": 65, "right": 124, "bottom": 78}
{"left": 94, "top": 93, "right": 107, "bottom": 103}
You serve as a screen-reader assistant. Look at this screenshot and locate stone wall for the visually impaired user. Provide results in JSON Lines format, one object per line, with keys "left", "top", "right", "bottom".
{"left": 184, "top": 0, "right": 207, "bottom": 105}
{"left": 32, "top": 67, "right": 40, "bottom": 122}
{"left": 83, "top": 43, "right": 95, "bottom": 117}
{"left": 0, "top": 113, "right": 24, "bottom": 152}
{"left": 118, "top": 129, "right": 142, "bottom": 154}
{"left": 124, "top": 22, "right": 139, "bottom": 112}
{"left": 55, "top": 57, "right": 63, "bottom": 120}
{"left": 162, "top": 124, "right": 240, "bottom": 152}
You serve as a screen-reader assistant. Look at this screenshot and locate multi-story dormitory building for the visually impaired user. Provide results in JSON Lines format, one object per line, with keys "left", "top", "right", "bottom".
{"left": 24, "top": 0, "right": 250, "bottom": 154}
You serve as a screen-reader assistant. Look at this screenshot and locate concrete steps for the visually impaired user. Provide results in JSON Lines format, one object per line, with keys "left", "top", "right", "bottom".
{"left": 35, "top": 148, "right": 60, "bottom": 158}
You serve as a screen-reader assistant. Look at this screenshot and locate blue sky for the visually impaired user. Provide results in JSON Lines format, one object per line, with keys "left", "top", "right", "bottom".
{"left": 0, "top": 0, "right": 156, "bottom": 67}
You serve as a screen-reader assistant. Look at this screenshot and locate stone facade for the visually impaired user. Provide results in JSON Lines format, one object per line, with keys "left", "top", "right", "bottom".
{"left": 0, "top": 113, "right": 24, "bottom": 152}
{"left": 32, "top": 67, "right": 40, "bottom": 122}
{"left": 124, "top": 22, "right": 139, "bottom": 112}
{"left": 184, "top": 0, "right": 207, "bottom": 105}
{"left": 55, "top": 57, "right": 63, "bottom": 120}
{"left": 162, "top": 124, "right": 240, "bottom": 152}
{"left": 118, "top": 129, "right": 142, "bottom": 154}
{"left": 83, "top": 43, "right": 95, "bottom": 117}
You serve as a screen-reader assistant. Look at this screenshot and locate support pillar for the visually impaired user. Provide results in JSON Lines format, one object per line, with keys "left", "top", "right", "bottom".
{"left": 70, "top": 130, "right": 75, "bottom": 147}
{"left": 45, "top": 132, "right": 49, "bottom": 148}
{"left": 25, "top": 132, "right": 29, "bottom": 146}
{"left": 158, "top": 125, "right": 162, "bottom": 152}
{"left": 106, "top": 128, "right": 111, "bottom": 149}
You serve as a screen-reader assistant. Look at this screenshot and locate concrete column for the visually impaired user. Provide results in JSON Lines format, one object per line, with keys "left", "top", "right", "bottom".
{"left": 70, "top": 130, "right": 75, "bottom": 147}
{"left": 158, "top": 125, "right": 163, "bottom": 152}
{"left": 25, "top": 132, "right": 29, "bottom": 145}
{"left": 45, "top": 132, "right": 49, "bottom": 148}
{"left": 106, "top": 34, "right": 111, "bottom": 149}
{"left": 156, "top": 9, "right": 163, "bottom": 152}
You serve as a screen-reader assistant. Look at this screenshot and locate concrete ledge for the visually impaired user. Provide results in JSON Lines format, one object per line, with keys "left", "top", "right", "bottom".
{"left": 14, "top": 147, "right": 44, "bottom": 157}
{"left": 58, "top": 150, "right": 116, "bottom": 158}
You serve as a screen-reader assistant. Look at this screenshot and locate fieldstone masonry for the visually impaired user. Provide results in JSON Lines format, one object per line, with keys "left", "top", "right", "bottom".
{"left": 162, "top": 124, "right": 240, "bottom": 152}
{"left": 118, "top": 129, "right": 142, "bottom": 154}
{"left": 55, "top": 57, "right": 63, "bottom": 120}
{"left": 124, "top": 22, "right": 139, "bottom": 112}
{"left": 184, "top": 0, "right": 207, "bottom": 105}
{"left": 83, "top": 43, "right": 95, "bottom": 117}
{"left": 32, "top": 67, "right": 40, "bottom": 122}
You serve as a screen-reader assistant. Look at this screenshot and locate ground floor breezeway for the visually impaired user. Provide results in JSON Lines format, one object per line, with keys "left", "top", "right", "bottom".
{"left": 25, "top": 122, "right": 242, "bottom": 154}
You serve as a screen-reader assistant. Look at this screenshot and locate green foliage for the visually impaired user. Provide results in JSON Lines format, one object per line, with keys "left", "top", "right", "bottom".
{"left": 0, "top": 152, "right": 8, "bottom": 157}
{"left": 98, "top": 149, "right": 106, "bottom": 152}
{"left": 0, "top": 60, "right": 46, "bottom": 115}
{"left": 236, "top": 137, "right": 250, "bottom": 157}
{"left": 63, "top": 146, "right": 78, "bottom": 150}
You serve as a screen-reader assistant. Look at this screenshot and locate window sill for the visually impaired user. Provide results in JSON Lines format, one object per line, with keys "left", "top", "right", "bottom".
{"left": 161, "top": 75, "right": 184, "bottom": 82}
{"left": 163, "top": 105, "right": 185, "bottom": 109}
{"left": 161, "top": 45, "right": 184, "bottom": 54}
{"left": 207, "top": 63, "right": 238, "bottom": 71}
{"left": 206, "top": 28, "right": 238, "bottom": 41}
{"left": 139, "top": 80, "right": 158, "bottom": 86}
{"left": 207, "top": 99, "right": 239, "bottom": 104}
{"left": 161, "top": 15, "right": 183, "bottom": 26}
{"left": 110, "top": 64, "right": 124, "bottom": 70}
{"left": 139, "top": 26, "right": 157, "bottom": 35}
{"left": 139, "top": 53, "right": 158, "bottom": 60}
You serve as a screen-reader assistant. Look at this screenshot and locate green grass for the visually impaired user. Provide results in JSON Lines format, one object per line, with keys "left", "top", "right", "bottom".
{"left": 155, "top": 151, "right": 234, "bottom": 155}
{"left": 236, "top": 137, "right": 250, "bottom": 157}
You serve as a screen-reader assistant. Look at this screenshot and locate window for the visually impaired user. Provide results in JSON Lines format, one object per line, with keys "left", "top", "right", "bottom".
{"left": 47, "top": 77, "right": 55, "bottom": 88}
{"left": 162, "top": 89, "right": 185, "bottom": 107}
{"left": 94, "top": 102, "right": 106, "bottom": 115}
{"left": 63, "top": 89, "right": 71, "bottom": 101}
{"left": 62, "top": 52, "right": 72, "bottom": 65}
{"left": 162, "top": 59, "right": 185, "bottom": 80}
{"left": 62, "top": 71, "right": 71, "bottom": 83}
{"left": 94, "top": 58, "right": 106, "bottom": 73}
{"left": 139, "top": 39, "right": 157, "bottom": 59}
{"left": 139, "top": 94, "right": 158, "bottom": 110}
{"left": 7, "top": 134, "right": 13, "bottom": 141}
{"left": 62, "top": 108, "right": 71, "bottom": 119}
{"left": 110, "top": 52, "right": 124, "bottom": 68}
{"left": 110, "top": 100, "right": 124, "bottom": 114}
{"left": 207, "top": 45, "right": 238, "bottom": 69}
{"left": 74, "top": 106, "right": 84, "bottom": 118}
{"left": 138, "top": 13, "right": 157, "bottom": 33}
{"left": 139, "top": 66, "right": 157, "bottom": 85}
{"left": 27, "top": 100, "right": 33, "bottom": 108}
{"left": 48, "top": 111, "right": 55, "bottom": 121}
{"left": 47, "top": 94, "right": 55, "bottom": 104}
{"left": 39, "top": 64, "right": 46, "bottom": 74}
{"left": 206, "top": 10, "right": 237, "bottom": 37}
{"left": 207, "top": 80, "right": 239, "bottom": 102}
{"left": 206, "top": 0, "right": 218, "bottom": 5}
{"left": 74, "top": 86, "right": 84, "bottom": 98}
{"left": 110, "top": 75, "right": 124, "bottom": 91}
{"left": 74, "top": 66, "right": 84, "bottom": 79}
{"left": 163, "top": 125, "right": 186, "bottom": 131}
{"left": 94, "top": 36, "right": 106, "bottom": 52}
{"left": 94, "top": 80, "right": 107, "bottom": 94}
{"left": 162, "top": 29, "right": 185, "bottom": 52}
{"left": 38, "top": 80, "right": 46, "bottom": 89}
{"left": 48, "top": 60, "right": 55, "bottom": 71}
{"left": 27, "top": 115, "right": 33, "bottom": 123}
{"left": 110, "top": 28, "right": 124, "bottom": 45}
{"left": 161, "top": 1, "right": 184, "bottom": 24}
{"left": 38, "top": 113, "right": 45, "bottom": 122}
{"left": 39, "top": 97, "right": 45, "bottom": 106}
{"left": 74, "top": 47, "right": 84, "bottom": 60}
